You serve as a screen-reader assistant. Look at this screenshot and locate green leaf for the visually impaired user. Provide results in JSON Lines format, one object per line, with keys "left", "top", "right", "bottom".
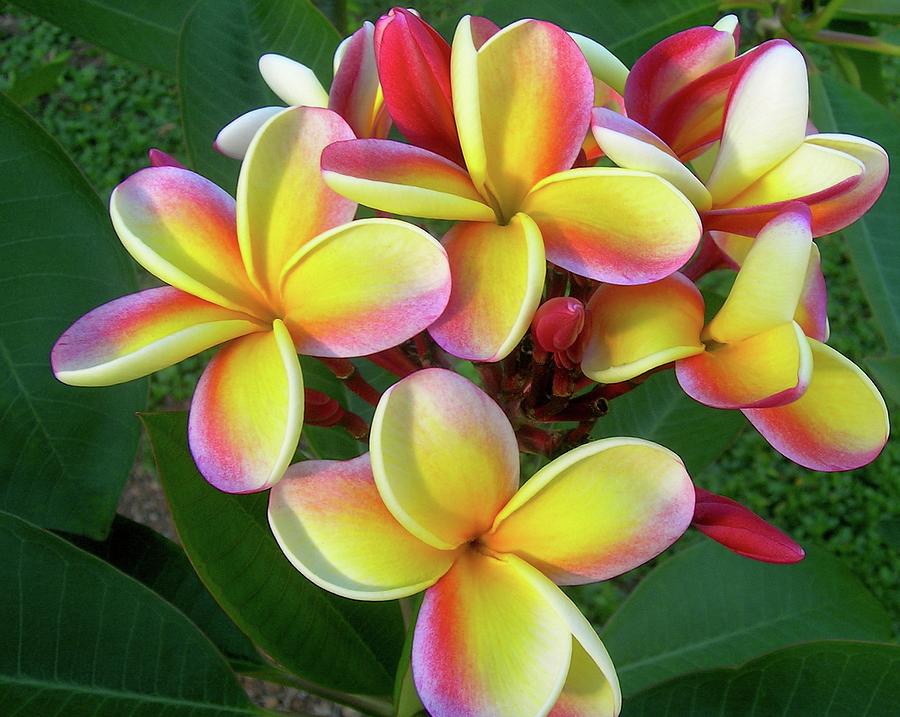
{"left": 866, "top": 355, "right": 900, "bottom": 405}
{"left": 71, "top": 516, "right": 264, "bottom": 672}
{"left": 838, "top": 0, "right": 900, "bottom": 23}
{"left": 4, "top": 53, "right": 70, "bottom": 105}
{"left": 601, "top": 541, "right": 894, "bottom": 697}
{"left": 178, "top": 0, "right": 340, "bottom": 192}
{"left": 627, "top": 641, "right": 900, "bottom": 716}
{"left": 0, "top": 510, "right": 261, "bottom": 715}
{"left": 142, "top": 411, "right": 404, "bottom": 696}
{"left": 11, "top": 0, "right": 194, "bottom": 74}
{"left": 481, "top": 0, "right": 720, "bottom": 64}
{"left": 0, "top": 92, "right": 146, "bottom": 539}
{"left": 809, "top": 72, "right": 900, "bottom": 354}
{"left": 591, "top": 371, "right": 745, "bottom": 476}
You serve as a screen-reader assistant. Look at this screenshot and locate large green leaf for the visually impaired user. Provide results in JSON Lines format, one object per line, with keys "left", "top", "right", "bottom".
{"left": 592, "top": 371, "right": 745, "bottom": 476}
{"left": 0, "top": 511, "right": 263, "bottom": 715}
{"left": 12, "top": 0, "right": 194, "bottom": 73}
{"left": 482, "top": 0, "right": 720, "bottom": 64}
{"left": 866, "top": 355, "right": 900, "bottom": 405}
{"left": 142, "top": 411, "right": 404, "bottom": 696}
{"left": 601, "top": 541, "right": 893, "bottom": 697}
{"left": 627, "top": 641, "right": 900, "bottom": 716}
{"left": 73, "top": 516, "right": 263, "bottom": 672}
{"left": 809, "top": 73, "right": 900, "bottom": 354}
{"left": 0, "top": 93, "right": 146, "bottom": 539}
{"left": 838, "top": 0, "right": 900, "bottom": 22}
{"left": 178, "top": 0, "right": 340, "bottom": 191}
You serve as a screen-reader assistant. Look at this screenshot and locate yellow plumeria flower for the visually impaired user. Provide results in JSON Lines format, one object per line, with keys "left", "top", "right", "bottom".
{"left": 268, "top": 368, "right": 696, "bottom": 717}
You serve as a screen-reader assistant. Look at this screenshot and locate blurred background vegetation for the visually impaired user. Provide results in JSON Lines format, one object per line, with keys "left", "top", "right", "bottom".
{"left": 1, "top": 0, "right": 897, "bottom": 638}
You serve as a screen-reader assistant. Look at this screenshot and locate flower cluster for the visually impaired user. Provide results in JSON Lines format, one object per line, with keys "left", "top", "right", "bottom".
{"left": 51, "top": 9, "right": 889, "bottom": 717}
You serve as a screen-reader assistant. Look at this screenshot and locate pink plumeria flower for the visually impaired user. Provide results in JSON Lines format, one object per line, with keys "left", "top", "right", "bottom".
{"left": 215, "top": 22, "right": 389, "bottom": 159}
{"left": 321, "top": 14, "right": 702, "bottom": 362}
{"left": 52, "top": 107, "right": 450, "bottom": 493}
{"left": 268, "top": 368, "right": 696, "bottom": 717}
{"left": 581, "top": 206, "right": 889, "bottom": 471}
{"left": 593, "top": 17, "right": 888, "bottom": 237}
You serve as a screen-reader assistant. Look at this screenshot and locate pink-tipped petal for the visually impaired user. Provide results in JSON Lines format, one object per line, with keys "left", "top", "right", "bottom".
{"left": 457, "top": 19, "right": 594, "bottom": 219}
{"left": 625, "top": 24, "right": 738, "bottom": 127}
{"left": 237, "top": 106, "right": 356, "bottom": 300}
{"left": 522, "top": 167, "right": 701, "bottom": 284}
{"left": 705, "top": 40, "right": 809, "bottom": 205}
{"left": 268, "top": 455, "right": 457, "bottom": 600}
{"left": 412, "top": 551, "right": 571, "bottom": 717}
{"left": 329, "top": 21, "right": 385, "bottom": 139}
{"left": 51, "top": 287, "right": 262, "bottom": 386}
{"left": 189, "top": 320, "right": 303, "bottom": 494}
{"left": 677, "top": 321, "right": 813, "bottom": 409}
{"left": 744, "top": 339, "right": 889, "bottom": 471}
{"left": 214, "top": 107, "right": 284, "bottom": 160}
{"left": 797, "top": 243, "right": 830, "bottom": 342}
{"left": 110, "top": 167, "right": 266, "bottom": 316}
{"left": 428, "top": 214, "right": 546, "bottom": 362}
{"left": 280, "top": 218, "right": 451, "bottom": 358}
{"left": 692, "top": 487, "right": 805, "bottom": 563}
{"left": 486, "top": 438, "right": 695, "bottom": 584}
{"left": 705, "top": 206, "right": 813, "bottom": 344}
{"left": 591, "top": 108, "right": 711, "bottom": 209}
{"left": 581, "top": 274, "right": 705, "bottom": 384}
{"left": 321, "top": 139, "right": 495, "bottom": 221}
{"left": 375, "top": 8, "right": 461, "bottom": 162}
{"left": 370, "top": 369, "right": 520, "bottom": 550}
{"left": 148, "top": 148, "right": 186, "bottom": 168}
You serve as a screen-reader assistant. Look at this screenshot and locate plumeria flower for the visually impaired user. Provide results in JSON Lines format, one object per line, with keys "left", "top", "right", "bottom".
{"left": 321, "top": 13, "right": 702, "bottom": 362}
{"left": 593, "top": 17, "right": 888, "bottom": 237}
{"left": 215, "top": 21, "right": 389, "bottom": 159}
{"left": 269, "top": 368, "right": 696, "bottom": 717}
{"left": 52, "top": 106, "right": 450, "bottom": 493}
{"left": 581, "top": 206, "right": 889, "bottom": 471}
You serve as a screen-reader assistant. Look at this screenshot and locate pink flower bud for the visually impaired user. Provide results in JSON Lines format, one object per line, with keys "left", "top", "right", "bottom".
{"left": 533, "top": 297, "right": 586, "bottom": 350}
{"left": 147, "top": 148, "right": 186, "bottom": 169}
{"left": 330, "top": 22, "right": 389, "bottom": 139}
{"left": 374, "top": 7, "right": 461, "bottom": 163}
{"left": 692, "top": 487, "right": 805, "bottom": 564}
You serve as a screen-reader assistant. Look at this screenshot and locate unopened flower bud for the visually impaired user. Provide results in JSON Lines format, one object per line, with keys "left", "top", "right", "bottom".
{"left": 692, "top": 487, "right": 805, "bottom": 564}
{"left": 147, "top": 148, "right": 186, "bottom": 169}
{"left": 532, "top": 297, "right": 587, "bottom": 369}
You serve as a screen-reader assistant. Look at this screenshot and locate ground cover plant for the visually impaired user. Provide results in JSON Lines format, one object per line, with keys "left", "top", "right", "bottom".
{"left": 1, "top": 1, "right": 898, "bottom": 715}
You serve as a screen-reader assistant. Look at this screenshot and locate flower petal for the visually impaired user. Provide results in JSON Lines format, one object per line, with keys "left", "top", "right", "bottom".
{"left": 328, "top": 22, "right": 384, "bottom": 139}
{"left": 268, "top": 454, "right": 457, "bottom": 600}
{"left": 591, "top": 108, "right": 711, "bottom": 209}
{"left": 214, "top": 106, "right": 284, "bottom": 160}
{"left": 744, "top": 339, "right": 889, "bottom": 471}
{"left": 321, "top": 139, "right": 495, "bottom": 221}
{"left": 375, "top": 8, "right": 461, "bottom": 162}
{"left": 514, "top": 557, "right": 622, "bottom": 716}
{"left": 464, "top": 19, "right": 594, "bottom": 219}
{"left": 486, "top": 438, "right": 694, "bottom": 584}
{"left": 52, "top": 287, "right": 262, "bottom": 386}
{"left": 521, "top": 167, "right": 701, "bottom": 283}
{"left": 110, "top": 167, "right": 265, "bottom": 315}
{"left": 237, "top": 106, "right": 356, "bottom": 299}
{"left": 451, "top": 15, "right": 488, "bottom": 196}
{"left": 279, "top": 218, "right": 449, "bottom": 358}
{"left": 188, "top": 320, "right": 303, "bottom": 493}
{"left": 705, "top": 40, "right": 808, "bottom": 205}
{"left": 412, "top": 550, "right": 571, "bottom": 717}
{"left": 581, "top": 274, "right": 706, "bottom": 383}
{"left": 370, "top": 369, "right": 519, "bottom": 550}
{"left": 705, "top": 207, "right": 812, "bottom": 344}
{"left": 258, "top": 53, "right": 329, "bottom": 107}
{"left": 676, "top": 321, "right": 813, "bottom": 409}
{"left": 428, "top": 214, "right": 546, "bottom": 362}
{"left": 569, "top": 33, "right": 628, "bottom": 95}
{"left": 625, "top": 24, "right": 737, "bottom": 127}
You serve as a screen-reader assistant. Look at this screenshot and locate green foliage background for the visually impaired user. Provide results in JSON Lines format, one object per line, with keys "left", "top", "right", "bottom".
{"left": 1, "top": 1, "right": 897, "bottom": 634}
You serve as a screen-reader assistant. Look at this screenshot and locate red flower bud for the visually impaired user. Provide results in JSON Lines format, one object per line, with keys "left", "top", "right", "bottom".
{"left": 303, "top": 389, "right": 345, "bottom": 427}
{"left": 374, "top": 8, "right": 462, "bottom": 163}
{"left": 692, "top": 487, "right": 805, "bottom": 564}
{"left": 147, "top": 148, "right": 186, "bottom": 169}
{"left": 532, "top": 297, "right": 586, "bottom": 369}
